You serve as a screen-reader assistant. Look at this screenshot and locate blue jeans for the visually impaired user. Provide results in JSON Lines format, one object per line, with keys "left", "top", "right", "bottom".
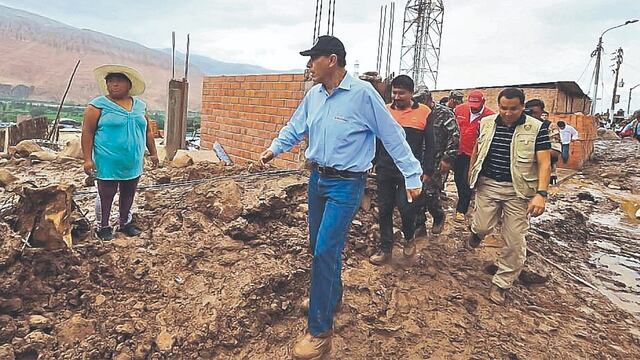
{"left": 307, "top": 168, "right": 365, "bottom": 335}
{"left": 561, "top": 143, "right": 570, "bottom": 162}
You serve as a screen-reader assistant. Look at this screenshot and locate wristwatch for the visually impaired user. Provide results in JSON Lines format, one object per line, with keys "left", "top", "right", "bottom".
{"left": 536, "top": 190, "right": 548, "bottom": 198}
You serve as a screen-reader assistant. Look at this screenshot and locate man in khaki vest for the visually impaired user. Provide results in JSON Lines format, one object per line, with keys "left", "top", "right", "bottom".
{"left": 466, "top": 88, "right": 551, "bottom": 304}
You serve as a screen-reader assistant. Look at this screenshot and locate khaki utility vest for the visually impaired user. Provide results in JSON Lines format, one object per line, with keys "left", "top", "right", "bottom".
{"left": 469, "top": 114, "right": 542, "bottom": 199}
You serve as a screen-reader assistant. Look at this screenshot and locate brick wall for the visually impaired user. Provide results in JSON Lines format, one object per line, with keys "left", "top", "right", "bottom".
{"left": 200, "top": 73, "right": 307, "bottom": 169}
{"left": 548, "top": 114, "right": 598, "bottom": 170}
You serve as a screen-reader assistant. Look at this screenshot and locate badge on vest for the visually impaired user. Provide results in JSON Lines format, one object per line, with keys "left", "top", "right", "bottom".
{"left": 524, "top": 124, "right": 532, "bottom": 131}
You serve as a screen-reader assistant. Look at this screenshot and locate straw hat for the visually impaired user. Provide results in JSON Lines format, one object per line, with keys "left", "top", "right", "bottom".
{"left": 93, "top": 64, "right": 146, "bottom": 96}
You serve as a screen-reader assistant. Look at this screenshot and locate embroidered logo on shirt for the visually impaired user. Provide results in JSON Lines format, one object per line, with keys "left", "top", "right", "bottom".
{"left": 334, "top": 115, "right": 348, "bottom": 122}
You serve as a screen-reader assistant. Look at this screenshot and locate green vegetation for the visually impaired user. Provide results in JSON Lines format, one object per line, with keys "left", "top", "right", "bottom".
{"left": 0, "top": 100, "right": 201, "bottom": 135}
{"left": 0, "top": 100, "right": 83, "bottom": 123}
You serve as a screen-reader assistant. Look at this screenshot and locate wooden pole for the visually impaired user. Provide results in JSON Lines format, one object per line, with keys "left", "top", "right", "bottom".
{"left": 49, "top": 60, "right": 81, "bottom": 141}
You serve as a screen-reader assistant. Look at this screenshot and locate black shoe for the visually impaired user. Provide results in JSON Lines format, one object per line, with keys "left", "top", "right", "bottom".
{"left": 96, "top": 226, "right": 114, "bottom": 241}
{"left": 415, "top": 223, "right": 428, "bottom": 237}
{"left": 119, "top": 223, "right": 141, "bottom": 237}
{"left": 550, "top": 175, "right": 557, "bottom": 185}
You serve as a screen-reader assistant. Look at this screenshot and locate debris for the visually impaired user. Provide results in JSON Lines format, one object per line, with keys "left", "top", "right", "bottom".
{"left": 56, "top": 315, "right": 96, "bottom": 346}
{"left": 0, "top": 315, "right": 17, "bottom": 342}
{"left": 171, "top": 151, "right": 193, "bottom": 168}
{"left": 14, "top": 140, "right": 42, "bottom": 157}
{"left": 29, "top": 151, "right": 57, "bottom": 162}
{"left": 155, "top": 329, "right": 174, "bottom": 352}
{"left": 59, "top": 136, "right": 83, "bottom": 159}
{"left": 0, "top": 298, "right": 23, "bottom": 314}
{"left": 0, "top": 344, "right": 15, "bottom": 360}
{"left": 186, "top": 150, "right": 220, "bottom": 164}
{"left": 27, "top": 315, "right": 52, "bottom": 331}
{"left": 15, "top": 184, "right": 75, "bottom": 249}
{"left": 0, "top": 169, "right": 18, "bottom": 187}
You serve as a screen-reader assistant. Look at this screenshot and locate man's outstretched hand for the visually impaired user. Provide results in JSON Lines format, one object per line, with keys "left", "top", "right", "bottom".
{"left": 260, "top": 149, "right": 275, "bottom": 165}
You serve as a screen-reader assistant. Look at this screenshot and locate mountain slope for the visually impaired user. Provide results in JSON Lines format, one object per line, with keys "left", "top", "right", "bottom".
{"left": 160, "top": 49, "right": 302, "bottom": 76}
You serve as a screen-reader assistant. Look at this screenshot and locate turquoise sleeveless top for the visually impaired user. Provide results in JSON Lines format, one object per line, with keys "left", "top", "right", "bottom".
{"left": 89, "top": 96, "right": 147, "bottom": 180}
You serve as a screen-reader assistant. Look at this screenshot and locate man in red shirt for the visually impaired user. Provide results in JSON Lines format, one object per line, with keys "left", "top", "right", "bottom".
{"left": 453, "top": 90, "right": 495, "bottom": 222}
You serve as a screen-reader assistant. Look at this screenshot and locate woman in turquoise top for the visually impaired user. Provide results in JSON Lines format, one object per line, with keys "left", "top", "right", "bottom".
{"left": 81, "top": 65, "right": 158, "bottom": 241}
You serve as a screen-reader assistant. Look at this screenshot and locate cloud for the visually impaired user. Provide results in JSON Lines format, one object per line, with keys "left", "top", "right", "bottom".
{"left": 1, "top": 0, "right": 639, "bottom": 112}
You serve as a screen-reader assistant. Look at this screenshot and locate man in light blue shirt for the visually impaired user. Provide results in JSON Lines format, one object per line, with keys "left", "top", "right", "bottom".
{"left": 260, "top": 35, "right": 422, "bottom": 359}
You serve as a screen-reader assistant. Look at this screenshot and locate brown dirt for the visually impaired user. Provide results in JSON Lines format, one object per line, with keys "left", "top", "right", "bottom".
{"left": 0, "top": 141, "right": 639, "bottom": 359}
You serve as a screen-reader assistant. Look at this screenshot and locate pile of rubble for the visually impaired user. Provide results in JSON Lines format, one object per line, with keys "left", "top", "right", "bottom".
{"left": 0, "top": 139, "right": 639, "bottom": 358}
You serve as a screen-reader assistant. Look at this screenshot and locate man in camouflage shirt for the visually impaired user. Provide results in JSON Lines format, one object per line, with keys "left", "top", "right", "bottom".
{"left": 414, "top": 87, "right": 460, "bottom": 235}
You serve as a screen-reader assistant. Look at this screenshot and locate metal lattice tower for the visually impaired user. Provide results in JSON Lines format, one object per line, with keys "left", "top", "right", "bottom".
{"left": 399, "top": 0, "right": 444, "bottom": 89}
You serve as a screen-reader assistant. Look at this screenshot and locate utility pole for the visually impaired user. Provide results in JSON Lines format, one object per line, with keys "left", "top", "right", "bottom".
{"left": 628, "top": 83, "right": 640, "bottom": 115}
{"left": 590, "top": 19, "right": 638, "bottom": 115}
{"left": 610, "top": 47, "right": 623, "bottom": 114}
{"left": 399, "top": 0, "right": 444, "bottom": 89}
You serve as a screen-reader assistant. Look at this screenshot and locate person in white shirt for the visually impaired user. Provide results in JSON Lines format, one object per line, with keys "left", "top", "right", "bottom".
{"left": 557, "top": 121, "right": 579, "bottom": 163}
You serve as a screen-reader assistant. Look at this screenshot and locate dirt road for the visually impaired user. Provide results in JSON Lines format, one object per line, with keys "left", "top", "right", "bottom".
{"left": 0, "top": 140, "right": 639, "bottom": 359}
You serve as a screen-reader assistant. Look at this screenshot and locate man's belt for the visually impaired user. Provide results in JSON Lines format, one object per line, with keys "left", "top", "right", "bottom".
{"left": 312, "top": 163, "right": 365, "bottom": 178}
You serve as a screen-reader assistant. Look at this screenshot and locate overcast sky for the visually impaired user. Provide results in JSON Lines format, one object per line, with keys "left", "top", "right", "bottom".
{"left": 1, "top": 0, "right": 639, "bottom": 113}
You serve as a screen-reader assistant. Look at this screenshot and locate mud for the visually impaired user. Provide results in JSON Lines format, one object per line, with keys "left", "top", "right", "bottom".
{"left": 0, "top": 141, "right": 639, "bottom": 359}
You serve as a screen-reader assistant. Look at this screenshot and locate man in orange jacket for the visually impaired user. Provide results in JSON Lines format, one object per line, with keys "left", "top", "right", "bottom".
{"left": 453, "top": 90, "right": 495, "bottom": 222}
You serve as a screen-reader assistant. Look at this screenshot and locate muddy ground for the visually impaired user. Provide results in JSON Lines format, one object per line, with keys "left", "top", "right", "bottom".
{"left": 0, "top": 139, "right": 639, "bottom": 359}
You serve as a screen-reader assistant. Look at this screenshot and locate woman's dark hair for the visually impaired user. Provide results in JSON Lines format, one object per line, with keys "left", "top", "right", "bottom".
{"left": 391, "top": 75, "right": 414, "bottom": 93}
{"left": 525, "top": 98, "right": 545, "bottom": 110}
{"left": 498, "top": 87, "right": 525, "bottom": 105}
{"left": 439, "top": 96, "right": 449, "bottom": 105}
{"left": 105, "top": 73, "right": 132, "bottom": 87}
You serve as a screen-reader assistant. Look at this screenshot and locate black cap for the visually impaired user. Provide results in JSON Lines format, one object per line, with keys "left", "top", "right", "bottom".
{"left": 300, "top": 35, "right": 346, "bottom": 57}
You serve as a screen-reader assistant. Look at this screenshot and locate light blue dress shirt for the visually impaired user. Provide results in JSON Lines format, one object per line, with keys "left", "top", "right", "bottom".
{"left": 268, "top": 72, "right": 422, "bottom": 189}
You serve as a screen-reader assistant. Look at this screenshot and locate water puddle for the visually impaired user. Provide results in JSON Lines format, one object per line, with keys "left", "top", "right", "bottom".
{"left": 552, "top": 177, "right": 640, "bottom": 316}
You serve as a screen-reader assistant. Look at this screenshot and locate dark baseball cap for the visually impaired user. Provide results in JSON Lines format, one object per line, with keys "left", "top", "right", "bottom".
{"left": 300, "top": 35, "right": 346, "bottom": 57}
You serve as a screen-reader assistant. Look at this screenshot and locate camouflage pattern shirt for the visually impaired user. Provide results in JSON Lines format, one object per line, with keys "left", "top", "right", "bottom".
{"left": 423, "top": 103, "right": 460, "bottom": 176}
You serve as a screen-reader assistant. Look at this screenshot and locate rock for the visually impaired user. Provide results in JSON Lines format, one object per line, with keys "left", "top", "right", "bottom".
{"left": 187, "top": 150, "right": 220, "bottom": 164}
{"left": 0, "top": 169, "right": 18, "bottom": 187}
{"left": 155, "top": 329, "right": 174, "bottom": 351}
{"left": 134, "top": 340, "right": 152, "bottom": 359}
{"left": 0, "top": 298, "right": 23, "bottom": 314}
{"left": 0, "top": 344, "right": 15, "bottom": 360}
{"left": 14, "top": 140, "right": 42, "bottom": 157}
{"left": 635, "top": 208, "right": 640, "bottom": 219}
{"left": 28, "top": 151, "right": 57, "bottom": 162}
{"left": 115, "top": 323, "right": 136, "bottom": 336}
{"left": 597, "top": 127, "right": 607, "bottom": 136}
{"left": 607, "top": 184, "right": 622, "bottom": 190}
{"left": 94, "top": 295, "right": 107, "bottom": 306}
{"left": 24, "top": 331, "right": 55, "bottom": 351}
{"left": 113, "top": 348, "right": 134, "bottom": 360}
{"left": 56, "top": 315, "right": 96, "bottom": 346}
{"left": 59, "top": 136, "right": 83, "bottom": 159}
{"left": 171, "top": 151, "right": 193, "bottom": 168}
{"left": 600, "top": 130, "right": 620, "bottom": 140}
{"left": 27, "top": 315, "right": 52, "bottom": 331}
{"left": 0, "top": 315, "right": 17, "bottom": 343}
{"left": 297, "top": 204, "right": 309, "bottom": 213}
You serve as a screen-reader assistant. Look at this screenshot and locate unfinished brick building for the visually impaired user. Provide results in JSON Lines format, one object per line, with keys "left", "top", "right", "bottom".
{"left": 431, "top": 81, "right": 592, "bottom": 115}
{"left": 200, "top": 73, "right": 308, "bottom": 169}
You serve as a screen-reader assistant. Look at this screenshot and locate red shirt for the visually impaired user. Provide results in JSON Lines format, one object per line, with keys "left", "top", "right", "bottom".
{"left": 455, "top": 103, "right": 495, "bottom": 156}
